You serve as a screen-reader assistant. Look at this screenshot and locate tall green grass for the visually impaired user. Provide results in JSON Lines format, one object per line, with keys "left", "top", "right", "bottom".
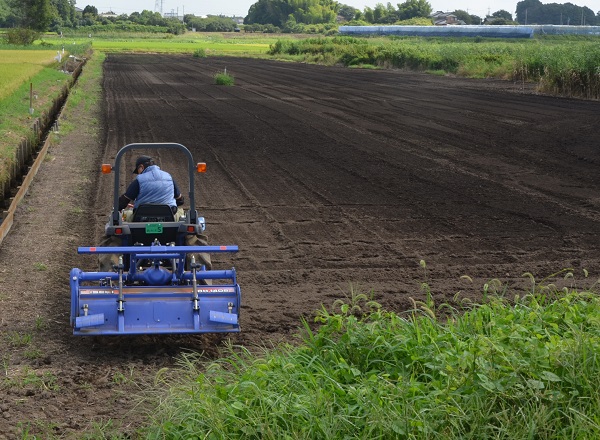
{"left": 0, "top": 44, "right": 90, "bottom": 182}
{"left": 0, "top": 50, "right": 59, "bottom": 100}
{"left": 146, "top": 278, "right": 600, "bottom": 439}
{"left": 268, "top": 36, "right": 600, "bottom": 99}
{"left": 0, "top": 65, "right": 69, "bottom": 180}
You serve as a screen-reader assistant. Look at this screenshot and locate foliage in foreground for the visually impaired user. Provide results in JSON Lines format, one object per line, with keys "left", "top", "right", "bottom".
{"left": 146, "top": 279, "right": 600, "bottom": 439}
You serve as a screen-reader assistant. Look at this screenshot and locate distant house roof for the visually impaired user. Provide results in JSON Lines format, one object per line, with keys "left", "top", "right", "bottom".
{"left": 430, "top": 11, "right": 465, "bottom": 26}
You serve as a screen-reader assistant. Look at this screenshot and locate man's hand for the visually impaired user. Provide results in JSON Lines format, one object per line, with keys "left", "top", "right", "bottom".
{"left": 118, "top": 194, "right": 132, "bottom": 211}
{"left": 176, "top": 196, "right": 184, "bottom": 206}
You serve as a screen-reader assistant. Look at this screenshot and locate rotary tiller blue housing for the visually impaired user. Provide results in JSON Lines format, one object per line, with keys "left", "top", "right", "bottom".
{"left": 69, "top": 143, "right": 241, "bottom": 336}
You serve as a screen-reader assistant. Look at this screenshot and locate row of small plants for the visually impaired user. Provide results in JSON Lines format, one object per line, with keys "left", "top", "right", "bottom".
{"left": 268, "top": 36, "right": 600, "bottom": 99}
{"left": 145, "top": 272, "right": 600, "bottom": 439}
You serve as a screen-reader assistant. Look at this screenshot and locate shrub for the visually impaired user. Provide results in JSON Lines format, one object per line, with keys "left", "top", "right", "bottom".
{"left": 214, "top": 71, "right": 234, "bottom": 86}
{"left": 192, "top": 48, "right": 207, "bottom": 58}
{"left": 5, "top": 28, "right": 40, "bottom": 45}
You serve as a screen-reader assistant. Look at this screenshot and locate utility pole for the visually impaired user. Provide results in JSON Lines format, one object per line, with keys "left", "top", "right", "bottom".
{"left": 154, "top": 0, "right": 163, "bottom": 15}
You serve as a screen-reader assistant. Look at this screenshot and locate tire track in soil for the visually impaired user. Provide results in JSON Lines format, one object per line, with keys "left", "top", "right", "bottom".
{"left": 95, "top": 54, "right": 600, "bottom": 338}
{"left": 1, "top": 54, "right": 600, "bottom": 438}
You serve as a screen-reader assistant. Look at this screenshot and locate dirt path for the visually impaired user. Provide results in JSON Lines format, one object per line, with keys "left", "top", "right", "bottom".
{"left": 1, "top": 54, "right": 599, "bottom": 438}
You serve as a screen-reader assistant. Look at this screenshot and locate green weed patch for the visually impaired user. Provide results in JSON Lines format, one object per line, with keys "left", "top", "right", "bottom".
{"left": 268, "top": 36, "right": 600, "bottom": 99}
{"left": 147, "top": 282, "right": 600, "bottom": 439}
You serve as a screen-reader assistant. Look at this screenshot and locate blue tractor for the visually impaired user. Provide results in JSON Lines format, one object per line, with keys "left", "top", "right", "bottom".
{"left": 70, "top": 143, "right": 241, "bottom": 335}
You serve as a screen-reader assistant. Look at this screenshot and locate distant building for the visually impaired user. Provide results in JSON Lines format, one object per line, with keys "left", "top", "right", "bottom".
{"left": 430, "top": 11, "right": 466, "bottom": 26}
{"left": 163, "top": 11, "right": 184, "bottom": 21}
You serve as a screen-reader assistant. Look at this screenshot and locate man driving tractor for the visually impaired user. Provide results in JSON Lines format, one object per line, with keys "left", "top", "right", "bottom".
{"left": 99, "top": 155, "right": 212, "bottom": 273}
{"left": 119, "top": 155, "right": 184, "bottom": 222}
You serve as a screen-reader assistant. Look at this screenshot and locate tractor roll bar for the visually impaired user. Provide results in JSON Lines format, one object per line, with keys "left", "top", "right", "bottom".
{"left": 111, "top": 143, "right": 199, "bottom": 226}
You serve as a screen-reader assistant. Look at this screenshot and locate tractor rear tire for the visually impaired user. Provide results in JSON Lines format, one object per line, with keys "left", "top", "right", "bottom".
{"left": 98, "top": 235, "right": 121, "bottom": 272}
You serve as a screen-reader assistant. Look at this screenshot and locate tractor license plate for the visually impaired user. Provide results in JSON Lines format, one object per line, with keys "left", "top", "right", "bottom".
{"left": 146, "top": 223, "right": 163, "bottom": 234}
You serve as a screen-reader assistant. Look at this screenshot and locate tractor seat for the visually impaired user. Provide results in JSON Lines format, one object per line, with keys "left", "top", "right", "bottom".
{"left": 132, "top": 204, "right": 176, "bottom": 223}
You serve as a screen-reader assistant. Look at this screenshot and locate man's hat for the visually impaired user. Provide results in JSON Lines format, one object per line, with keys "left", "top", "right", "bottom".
{"left": 133, "top": 155, "right": 153, "bottom": 174}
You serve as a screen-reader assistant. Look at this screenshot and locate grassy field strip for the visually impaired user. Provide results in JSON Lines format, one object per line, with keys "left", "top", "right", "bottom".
{"left": 0, "top": 50, "right": 58, "bottom": 64}
{"left": 40, "top": 32, "right": 295, "bottom": 55}
{"left": 89, "top": 39, "right": 270, "bottom": 55}
{"left": 0, "top": 50, "right": 59, "bottom": 100}
{"left": 268, "top": 36, "right": 600, "bottom": 98}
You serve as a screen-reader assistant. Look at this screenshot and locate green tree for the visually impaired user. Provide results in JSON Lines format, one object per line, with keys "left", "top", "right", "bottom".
{"left": 452, "top": 9, "right": 481, "bottom": 25}
{"left": 373, "top": 3, "right": 385, "bottom": 22}
{"left": 363, "top": 6, "right": 374, "bottom": 22}
{"left": 515, "top": 0, "right": 597, "bottom": 25}
{"left": 165, "top": 18, "right": 185, "bottom": 34}
{"left": 133, "top": 9, "right": 163, "bottom": 25}
{"left": 9, "top": 0, "right": 52, "bottom": 31}
{"left": 491, "top": 9, "right": 513, "bottom": 21}
{"left": 245, "top": 0, "right": 337, "bottom": 26}
{"left": 0, "top": 0, "right": 12, "bottom": 27}
{"left": 397, "top": 0, "right": 432, "bottom": 21}
{"left": 82, "top": 4, "right": 97, "bottom": 16}
{"left": 361, "top": 2, "right": 404, "bottom": 24}
{"left": 79, "top": 5, "right": 98, "bottom": 25}
{"left": 49, "top": 0, "right": 76, "bottom": 31}
{"left": 187, "top": 15, "right": 237, "bottom": 32}
{"left": 338, "top": 3, "right": 358, "bottom": 21}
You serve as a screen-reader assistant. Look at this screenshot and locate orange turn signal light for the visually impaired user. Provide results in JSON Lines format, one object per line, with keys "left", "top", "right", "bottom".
{"left": 196, "top": 162, "right": 207, "bottom": 173}
{"left": 101, "top": 164, "right": 113, "bottom": 174}
{"left": 187, "top": 226, "right": 196, "bottom": 233}
{"left": 115, "top": 228, "right": 123, "bottom": 235}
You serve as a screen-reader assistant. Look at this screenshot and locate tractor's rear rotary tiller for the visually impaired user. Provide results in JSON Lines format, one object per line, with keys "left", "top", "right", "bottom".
{"left": 69, "top": 143, "right": 241, "bottom": 336}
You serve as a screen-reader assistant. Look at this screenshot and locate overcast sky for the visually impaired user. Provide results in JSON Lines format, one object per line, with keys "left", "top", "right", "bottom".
{"left": 86, "top": 1, "right": 600, "bottom": 18}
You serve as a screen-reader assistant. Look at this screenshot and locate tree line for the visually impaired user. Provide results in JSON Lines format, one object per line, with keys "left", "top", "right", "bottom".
{"left": 243, "top": 0, "right": 599, "bottom": 27}
{"left": 1, "top": 0, "right": 599, "bottom": 45}
{"left": 244, "top": 0, "right": 434, "bottom": 27}
{"left": 0, "top": 0, "right": 187, "bottom": 41}
{"left": 516, "top": 0, "right": 598, "bottom": 25}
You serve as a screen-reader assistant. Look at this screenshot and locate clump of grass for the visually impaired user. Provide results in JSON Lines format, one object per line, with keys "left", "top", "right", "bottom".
{"left": 192, "top": 48, "right": 207, "bottom": 58}
{"left": 34, "top": 316, "right": 44, "bottom": 331}
{"left": 21, "top": 368, "right": 59, "bottom": 391}
{"left": 23, "top": 348, "right": 43, "bottom": 360}
{"left": 33, "top": 262, "right": 47, "bottom": 271}
{"left": 425, "top": 69, "right": 448, "bottom": 76}
{"left": 214, "top": 70, "right": 234, "bottom": 86}
{"left": 6, "top": 331, "right": 32, "bottom": 347}
{"left": 146, "top": 275, "right": 600, "bottom": 439}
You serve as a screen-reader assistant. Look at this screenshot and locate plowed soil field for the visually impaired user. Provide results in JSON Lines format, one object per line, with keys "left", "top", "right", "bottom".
{"left": 1, "top": 54, "right": 600, "bottom": 437}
